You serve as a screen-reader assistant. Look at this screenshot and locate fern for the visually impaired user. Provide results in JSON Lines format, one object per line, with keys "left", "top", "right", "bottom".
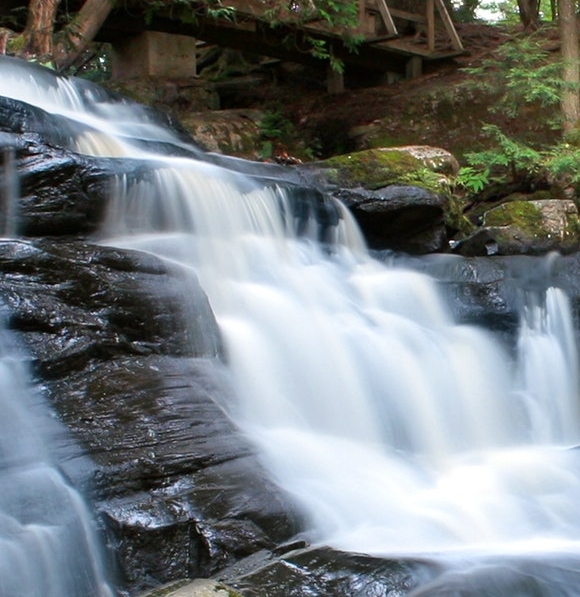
{"left": 466, "top": 124, "right": 541, "bottom": 183}
{"left": 461, "top": 35, "right": 570, "bottom": 126}
{"left": 455, "top": 166, "right": 490, "bottom": 194}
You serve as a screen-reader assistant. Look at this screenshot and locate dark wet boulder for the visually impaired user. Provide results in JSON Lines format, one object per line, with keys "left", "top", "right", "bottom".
{"left": 214, "top": 545, "right": 437, "bottom": 597}
{"left": 0, "top": 124, "right": 153, "bottom": 237}
{"left": 138, "top": 546, "right": 426, "bottom": 597}
{"left": 50, "top": 355, "right": 301, "bottom": 593}
{"left": 335, "top": 185, "right": 448, "bottom": 253}
{"left": 0, "top": 238, "right": 302, "bottom": 594}
{"left": 0, "top": 239, "right": 222, "bottom": 376}
{"left": 10, "top": 136, "right": 121, "bottom": 237}
{"left": 295, "top": 147, "right": 454, "bottom": 253}
{"left": 380, "top": 250, "right": 580, "bottom": 337}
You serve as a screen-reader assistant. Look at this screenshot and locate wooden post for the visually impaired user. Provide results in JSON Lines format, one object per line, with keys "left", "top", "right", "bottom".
{"left": 357, "top": 0, "right": 375, "bottom": 34}
{"left": 426, "top": 0, "right": 435, "bottom": 52}
{"left": 327, "top": 66, "right": 345, "bottom": 94}
{"left": 406, "top": 56, "right": 422, "bottom": 79}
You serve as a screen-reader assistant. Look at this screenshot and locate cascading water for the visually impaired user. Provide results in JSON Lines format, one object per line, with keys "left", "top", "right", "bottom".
{"left": 0, "top": 317, "right": 113, "bottom": 597}
{"left": 4, "top": 56, "right": 580, "bottom": 594}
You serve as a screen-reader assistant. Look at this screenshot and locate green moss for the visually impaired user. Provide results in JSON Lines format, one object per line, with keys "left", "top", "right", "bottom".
{"left": 322, "top": 149, "right": 426, "bottom": 190}
{"left": 365, "top": 133, "right": 418, "bottom": 151}
{"left": 566, "top": 214, "right": 580, "bottom": 238}
{"left": 6, "top": 34, "right": 25, "bottom": 54}
{"left": 483, "top": 201, "right": 546, "bottom": 237}
{"left": 445, "top": 195, "right": 476, "bottom": 237}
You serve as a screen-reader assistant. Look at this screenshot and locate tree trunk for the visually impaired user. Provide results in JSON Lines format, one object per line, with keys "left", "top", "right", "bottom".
{"left": 517, "top": 0, "right": 540, "bottom": 29}
{"left": 0, "top": 28, "right": 16, "bottom": 55}
{"left": 21, "top": 0, "right": 60, "bottom": 61}
{"left": 559, "top": 0, "right": 580, "bottom": 133}
{"left": 52, "top": 0, "right": 113, "bottom": 71}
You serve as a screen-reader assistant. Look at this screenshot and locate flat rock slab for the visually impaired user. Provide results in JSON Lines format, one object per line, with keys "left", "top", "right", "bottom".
{"left": 142, "top": 578, "right": 240, "bottom": 597}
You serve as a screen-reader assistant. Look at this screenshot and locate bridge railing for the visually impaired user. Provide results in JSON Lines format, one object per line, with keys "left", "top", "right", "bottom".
{"left": 220, "top": 0, "right": 463, "bottom": 57}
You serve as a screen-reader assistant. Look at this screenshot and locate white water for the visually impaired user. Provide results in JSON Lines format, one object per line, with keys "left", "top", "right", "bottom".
{"left": 0, "top": 322, "right": 113, "bottom": 597}
{"left": 102, "top": 162, "right": 580, "bottom": 557}
{"left": 4, "top": 57, "right": 580, "bottom": 592}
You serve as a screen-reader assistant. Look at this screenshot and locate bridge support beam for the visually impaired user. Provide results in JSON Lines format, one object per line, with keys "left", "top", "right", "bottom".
{"left": 406, "top": 56, "right": 422, "bottom": 79}
{"left": 111, "top": 31, "right": 197, "bottom": 79}
{"left": 327, "top": 67, "right": 345, "bottom": 94}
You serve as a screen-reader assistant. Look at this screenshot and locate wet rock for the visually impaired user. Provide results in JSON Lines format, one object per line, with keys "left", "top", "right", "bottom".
{"left": 13, "top": 137, "right": 119, "bottom": 236}
{"left": 0, "top": 98, "right": 143, "bottom": 237}
{"left": 335, "top": 185, "right": 448, "bottom": 253}
{"left": 53, "top": 356, "right": 300, "bottom": 592}
{"left": 0, "top": 238, "right": 301, "bottom": 594}
{"left": 380, "top": 251, "right": 580, "bottom": 336}
{"left": 141, "top": 578, "right": 241, "bottom": 597}
{"left": 295, "top": 147, "right": 455, "bottom": 253}
{"left": 215, "top": 545, "right": 438, "bottom": 597}
{"left": 0, "top": 239, "right": 222, "bottom": 377}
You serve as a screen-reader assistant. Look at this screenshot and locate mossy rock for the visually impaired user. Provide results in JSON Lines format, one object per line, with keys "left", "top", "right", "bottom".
{"left": 483, "top": 201, "right": 546, "bottom": 236}
{"left": 313, "top": 147, "right": 452, "bottom": 193}
{"left": 456, "top": 199, "right": 580, "bottom": 256}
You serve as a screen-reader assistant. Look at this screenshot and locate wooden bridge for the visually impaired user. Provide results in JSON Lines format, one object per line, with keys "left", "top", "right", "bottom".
{"left": 97, "top": 0, "right": 465, "bottom": 91}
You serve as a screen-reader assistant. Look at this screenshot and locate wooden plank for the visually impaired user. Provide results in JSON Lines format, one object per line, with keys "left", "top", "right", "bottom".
{"left": 376, "top": 38, "right": 434, "bottom": 55}
{"left": 433, "top": 0, "right": 464, "bottom": 50}
{"left": 364, "top": 33, "right": 400, "bottom": 42}
{"left": 375, "top": 0, "right": 398, "bottom": 35}
{"left": 375, "top": 38, "right": 463, "bottom": 58}
{"left": 388, "top": 8, "right": 427, "bottom": 23}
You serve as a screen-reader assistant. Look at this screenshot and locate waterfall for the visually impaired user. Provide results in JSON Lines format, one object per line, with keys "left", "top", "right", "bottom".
{"left": 0, "top": 321, "right": 113, "bottom": 597}
{"left": 517, "top": 288, "right": 580, "bottom": 444}
{"left": 3, "top": 57, "right": 580, "bottom": 592}
{"left": 100, "top": 153, "right": 580, "bottom": 557}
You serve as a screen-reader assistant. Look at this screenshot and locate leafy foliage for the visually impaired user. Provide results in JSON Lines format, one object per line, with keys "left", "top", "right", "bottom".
{"left": 460, "top": 128, "right": 580, "bottom": 198}
{"left": 467, "top": 124, "right": 541, "bottom": 174}
{"left": 258, "top": 109, "right": 320, "bottom": 160}
{"left": 455, "top": 166, "right": 490, "bottom": 193}
{"left": 544, "top": 143, "right": 580, "bottom": 188}
{"left": 455, "top": 34, "right": 580, "bottom": 198}
{"left": 259, "top": 110, "right": 294, "bottom": 139}
{"left": 462, "top": 34, "right": 566, "bottom": 125}
{"left": 67, "top": 44, "right": 111, "bottom": 79}
{"left": 143, "top": 0, "right": 237, "bottom": 27}
{"left": 271, "top": 0, "right": 362, "bottom": 71}
{"left": 459, "top": 124, "right": 542, "bottom": 198}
